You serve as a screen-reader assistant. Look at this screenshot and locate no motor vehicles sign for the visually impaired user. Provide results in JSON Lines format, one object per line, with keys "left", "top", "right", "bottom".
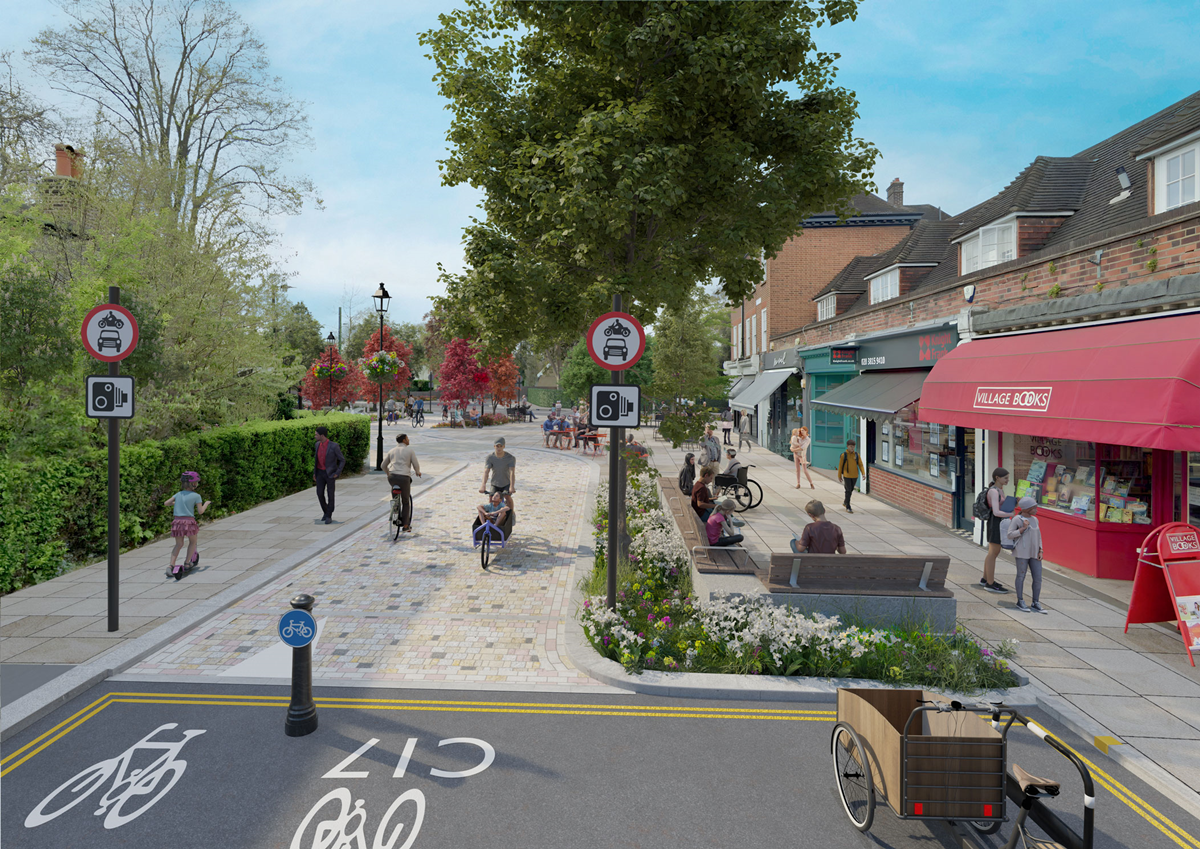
{"left": 586, "top": 312, "right": 645, "bottom": 371}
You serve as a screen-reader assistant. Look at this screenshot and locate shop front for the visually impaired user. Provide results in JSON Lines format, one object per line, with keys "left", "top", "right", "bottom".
{"left": 730, "top": 364, "right": 795, "bottom": 451}
{"left": 799, "top": 346, "right": 859, "bottom": 469}
{"left": 808, "top": 324, "right": 964, "bottom": 528}
{"left": 921, "top": 312, "right": 1200, "bottom": 580}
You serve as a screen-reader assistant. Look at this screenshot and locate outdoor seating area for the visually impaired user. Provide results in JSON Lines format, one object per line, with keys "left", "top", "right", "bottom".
{"left": 658, "top": 479, "right": 758, "bottom": 575}
{"left": 762, "top": 552, "right": 956, "bottom": 630}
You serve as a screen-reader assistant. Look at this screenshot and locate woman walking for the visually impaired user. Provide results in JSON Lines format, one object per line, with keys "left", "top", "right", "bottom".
{"left": 981, "top": 467, "right": 1013, "bottom": 594}
{"left": 790, "top": 427, "right": 814, "bottom": 489}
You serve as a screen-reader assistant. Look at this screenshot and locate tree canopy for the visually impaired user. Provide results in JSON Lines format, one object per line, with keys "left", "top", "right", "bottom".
{"left": 651, "top": 288, "right": 731, "bottom": 408}
{"left": 422, "top": 0, "right": 877, "bottom": 351}
{"left": 557, "top": 337, "right": 653, "bottom": 405}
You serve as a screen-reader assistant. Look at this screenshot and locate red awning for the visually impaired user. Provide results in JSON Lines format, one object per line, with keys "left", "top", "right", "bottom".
{"left": 920, "top": 313, "right": 1200, "bottom": 450}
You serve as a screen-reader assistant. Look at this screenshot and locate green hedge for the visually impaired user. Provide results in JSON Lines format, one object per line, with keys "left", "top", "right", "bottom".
{"left": 525, "top": 387, "right": 572, "bottom": 408}
{"left": 0, "top": 415, "right": 369, "bottom": 594}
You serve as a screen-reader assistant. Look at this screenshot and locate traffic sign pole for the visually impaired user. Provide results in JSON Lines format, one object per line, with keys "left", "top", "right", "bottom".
{"left": 107, "top": 286, "right": 120, "bottom": 632}
{"left": 285, "top": 594, "right": 319, "bottom": 737}
{"left": 606, "top": 295, "right": 622, "bottom": 610}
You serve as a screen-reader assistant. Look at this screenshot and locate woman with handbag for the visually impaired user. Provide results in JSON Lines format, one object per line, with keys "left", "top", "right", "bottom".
{"left": 790, "top": 427, "right": 814, "bottom": 489}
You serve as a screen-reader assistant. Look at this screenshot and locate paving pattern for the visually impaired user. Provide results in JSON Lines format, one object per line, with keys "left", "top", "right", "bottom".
{"left": 127, "top": 449, "right": 606, "bottom": 692}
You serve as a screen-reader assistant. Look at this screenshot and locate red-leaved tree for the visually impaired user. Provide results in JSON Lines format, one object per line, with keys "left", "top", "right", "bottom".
{"left": 361, "top": 326, "right": 414, "bottom": 400}
{"left": 437, "top": 338, "right": 481, "bottom": 408}
{"left": 302, "top": 345, "right": 361, "bottom": 408}
{"left": 485, "top": 354, "right": 519, "bottom": 414}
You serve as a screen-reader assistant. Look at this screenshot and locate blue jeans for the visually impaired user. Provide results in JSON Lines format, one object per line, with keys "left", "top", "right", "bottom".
{"left": 1015, "top": 557, "right": 1042, "bottom": 603}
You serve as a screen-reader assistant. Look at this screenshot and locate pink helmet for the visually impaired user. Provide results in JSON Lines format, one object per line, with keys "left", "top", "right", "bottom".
{"left": 181, "top": 471, "right": 201, "bottom": 483}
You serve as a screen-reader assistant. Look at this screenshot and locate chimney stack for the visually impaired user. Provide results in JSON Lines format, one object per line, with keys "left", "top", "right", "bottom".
{"left": 887, "top": 177, "right": 904, "bottom": 207}
{"left": 54, "top": 143, "right": 84, "bottom": 179}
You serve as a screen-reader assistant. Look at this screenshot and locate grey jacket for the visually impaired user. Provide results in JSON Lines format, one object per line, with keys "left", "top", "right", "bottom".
{"left": 314, "top": 439, "right": 346, "bottom": 477}
{"left": 1007, "top": 514, "right": 1042, "bottom": 559}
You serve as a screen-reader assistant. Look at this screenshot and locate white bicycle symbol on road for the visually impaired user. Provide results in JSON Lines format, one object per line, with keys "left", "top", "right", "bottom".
{"left": 282, "top": 621, "right": 314, "bottom": 639}
{"left": 25, "top": 723, "right": 206, "bottom": 830}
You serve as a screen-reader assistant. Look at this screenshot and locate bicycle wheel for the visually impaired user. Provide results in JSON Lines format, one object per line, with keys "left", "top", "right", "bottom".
{"left": 729, "top": 484, "right": 753, "bottom": 513}
{"left": 745, "top": 479, "right": 764, "bottom": 509}
{"left": 831, "top": 722, "right": 875, "bottom": 832}
{"left": 102, "top": 761, "right": 185, "bottom": 828}
{"left": 968, "top": 819, "right": 1003, "bottom": 836}
{"left": 480, "top": 533, "right": 491, "bottom": 569}
{"left": 391, "top": 498, "right": 402, "bottom": 541}
{"left": 25, "top": 760, "right": 114, "bottom": 827}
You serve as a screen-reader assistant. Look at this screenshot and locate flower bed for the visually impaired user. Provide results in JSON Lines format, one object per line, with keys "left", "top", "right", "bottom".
{"left": 579, "top": 467, "right": 1019, "bottom": 692}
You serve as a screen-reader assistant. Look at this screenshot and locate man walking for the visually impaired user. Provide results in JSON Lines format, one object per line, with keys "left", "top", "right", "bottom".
{"left": 737, "top": 413, "right": 753, "bottom": 452}
{"left": 480, "top": 436, "right": 517, "bottom": 509}
{"left": 837, "top": 438, "right": 866, "bottom": 514}
{"left": 313, "top": 426, "right": 346, "bottom": 524}
{"left": 700, "top": 426, "right": 723, "bottom": 478}
{"left": 382, "top": 432, "right": 422, "bottom": 534}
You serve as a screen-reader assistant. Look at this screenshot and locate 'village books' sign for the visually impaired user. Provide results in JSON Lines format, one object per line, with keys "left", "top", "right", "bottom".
{"left": 972, "top": 386, "right": 1054, "bottom": 414}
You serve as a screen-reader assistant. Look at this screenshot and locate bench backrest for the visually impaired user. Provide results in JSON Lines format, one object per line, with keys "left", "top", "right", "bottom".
{"left": 767, "top": 553, "right": 950, "bottom": 594}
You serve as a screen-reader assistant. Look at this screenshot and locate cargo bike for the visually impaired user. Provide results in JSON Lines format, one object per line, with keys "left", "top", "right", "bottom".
{"left": 472, "top": 507, "right": 514, "bottom": 569}
{"left": 831, "top": 689, "right": 1095, "bottom": 849}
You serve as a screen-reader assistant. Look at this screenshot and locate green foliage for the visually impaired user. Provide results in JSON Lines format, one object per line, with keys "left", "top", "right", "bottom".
{"left": 524, "top": 387, "right": 568, "bottom": 408}
{"left": 272, "top": 392, "right": 298, "bottom": 421}
{"left": 657, "top": 406, "right": 715, "bottom": 449}
{"left": 1146, "top": 258, "right": 1158, "bottom": 272}
{"left": 651, "top": 290, "right": 730, "bottom": 405}
{"left": 1048, "top": 261, "right": 1058, "bottom": 275}
{"left": 277, "top": 302, "right": 327, "bottom": 366}
{"left": 422, "top": 0, "right": 877, "bottom": 351}
{"left": 1047, "top": 282, "right": 1062, "bottom": 298}
{"left": 558, "top": 338, "right": 654, "bottom": 404}
{"left": 0, "top": 415, "right": 369, "bottom": 594}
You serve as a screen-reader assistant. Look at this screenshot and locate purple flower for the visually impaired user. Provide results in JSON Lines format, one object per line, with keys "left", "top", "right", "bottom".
{"left": 603, "top": 635, "right": 610, "bottom": 645}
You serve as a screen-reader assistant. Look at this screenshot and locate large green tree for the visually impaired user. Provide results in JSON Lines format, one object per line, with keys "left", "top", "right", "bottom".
{"left": 557, "top": 337, "right": 653, "bottom": 405}
{"left": 422, "top": 0, "right": 876, "bottom": 351}
{"left": 651, "top": 289, "right": 730, "bottom": 409}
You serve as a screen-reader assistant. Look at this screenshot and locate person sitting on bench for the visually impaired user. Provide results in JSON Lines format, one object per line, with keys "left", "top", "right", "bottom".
{"left": 706, "top": 500, "right": 744, "bottom": 547}
{"left": 790, "top": 500, "right": 846, "bottom": 554}
{"left": 691, "top": 469, "right": 716, "bottom": 521}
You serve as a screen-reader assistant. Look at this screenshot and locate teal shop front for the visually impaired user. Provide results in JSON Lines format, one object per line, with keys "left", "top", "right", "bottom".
{"left": 798, "top": 347, "right": 859, "bottom": 470}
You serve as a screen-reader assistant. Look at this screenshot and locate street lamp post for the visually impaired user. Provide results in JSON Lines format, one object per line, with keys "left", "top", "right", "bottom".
{"left": 373, "top": 284, "right": 391, "bottom": 471}
{"left": 325, "top": 332, "right": 335, "bottom": 409}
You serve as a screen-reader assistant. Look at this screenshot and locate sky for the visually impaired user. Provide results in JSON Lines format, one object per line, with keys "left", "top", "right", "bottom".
{"left": 4, "top": 0, "right": 1199, "bottom": 337}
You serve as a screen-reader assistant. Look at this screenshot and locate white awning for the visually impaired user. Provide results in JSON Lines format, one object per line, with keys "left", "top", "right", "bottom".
{"left": 728, "top": 377, "right": 754, "bottom": 399}
{"left": 730, "top": 369, "right": 794, "bottom": 410}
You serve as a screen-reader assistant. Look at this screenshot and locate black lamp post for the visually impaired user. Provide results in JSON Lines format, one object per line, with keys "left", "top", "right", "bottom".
{"left": 325, "top": 332, "right": 335, "bottom": 408}
{"left": 373, "top": 283, "right": 391, "bottom": 471}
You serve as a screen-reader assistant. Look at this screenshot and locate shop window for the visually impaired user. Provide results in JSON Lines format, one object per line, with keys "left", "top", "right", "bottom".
{"left": 1096, "top": 446, "right": 1153, "bottom": 524}
{"left": 1010, "top": 435, "right": 1098, "bottom": 520}
{"left": 1189, "top": 452, "right": 1200, "bottom": 526}
{"left": 873, "top": 400, "right": 953, "bottom": 489}
{"left": 811, "top": 373, "right": 848, "bottom": 445}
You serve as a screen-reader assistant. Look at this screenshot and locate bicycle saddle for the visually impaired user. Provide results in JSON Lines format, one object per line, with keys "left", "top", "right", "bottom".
{"left": 1012, "top": 763, "right": 1061, "bottom": 795}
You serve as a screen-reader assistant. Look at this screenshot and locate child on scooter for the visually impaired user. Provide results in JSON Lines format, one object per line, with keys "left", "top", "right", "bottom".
{"left": 165, "top": 471, "right": 210, "bottom": 580}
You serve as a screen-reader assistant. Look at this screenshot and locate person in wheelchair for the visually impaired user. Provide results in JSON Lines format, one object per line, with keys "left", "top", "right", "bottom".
{"left": 714, "top": 448, "right": 743, "bottom": 490}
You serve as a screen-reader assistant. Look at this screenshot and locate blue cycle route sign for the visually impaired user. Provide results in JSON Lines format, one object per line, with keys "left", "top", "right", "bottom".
{"left": 278, "top": 609, "right": 317, "bottom": 648}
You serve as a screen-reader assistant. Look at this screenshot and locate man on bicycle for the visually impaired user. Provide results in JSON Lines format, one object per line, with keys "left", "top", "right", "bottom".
{"left": 414, "top": 396, "right": 424, "bottom": 425}
{"left": 480, "top": 436, "right": 516, "bottom": 511}
{"left": 382, "top": 433, "right": 421, "bottom": 534}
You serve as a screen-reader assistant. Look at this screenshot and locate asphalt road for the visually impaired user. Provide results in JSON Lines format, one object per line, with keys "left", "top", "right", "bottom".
{"left": 2, "top": 683, "right": 1197, "bottom": 849}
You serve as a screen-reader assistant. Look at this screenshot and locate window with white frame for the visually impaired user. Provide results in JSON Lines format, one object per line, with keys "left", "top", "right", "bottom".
{"left": 744, "top": 319, "right": 751, "bottom": 357}
{"left": 751, "top": 314, "right": 758, "bottom": 354}
{"left": 760, "top": 308, "right": 767, "bottom": 351}
{"left": 869, "top": 269, "right": 900, "bottom": 304}
{"left": 817, "top": 294, "right": 836, "bottom": 321}
{"left": 1155, "top": 142, "right": 1198, "bottom": 212}
{"left": 959, "top": 221, "right": 1015, "bottom": 273}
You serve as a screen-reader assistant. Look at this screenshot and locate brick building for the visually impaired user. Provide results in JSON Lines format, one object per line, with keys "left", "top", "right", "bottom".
{"left": 726, "top": 189, "right": 945, "bottom": 461}
{"left": 769, "top": 90, "right": 1200, "bottom": 580}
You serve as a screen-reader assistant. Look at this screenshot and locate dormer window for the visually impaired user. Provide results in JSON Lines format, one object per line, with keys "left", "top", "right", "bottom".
{"left": 817, "top": 294, "right": 836, "bottom": 321}
{"left": 869, "top": 269, "right": 899, "bottom": 304}
{"left": 960, "top": 222, "right": 1015, "bottom": 273}
{"left": 1161, "top": 144, "right": 1197, "bottom": 212}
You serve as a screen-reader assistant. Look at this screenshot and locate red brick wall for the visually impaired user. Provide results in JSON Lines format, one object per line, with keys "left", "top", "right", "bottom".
{"left": 732, "top": 225, "right": 913, "bottom": 348}
{"left": 1017, "top": 216, "right": 1069, "bottom": 256}
{"left": 868, "top": 465, "right": 956, "bottom": 528}
{"left": 795, "top": 212, "right": 1200, "bottom": 347}
{"left": 898, "top": 266, "right": 930, "bottom": 298}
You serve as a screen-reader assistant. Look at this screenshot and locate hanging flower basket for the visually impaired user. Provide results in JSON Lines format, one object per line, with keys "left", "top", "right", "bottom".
{"left": 363, "top": 350, "right": 405, "bottom": 384}
{"left": 314, "top": 362, "right": 350, "bottom": 380}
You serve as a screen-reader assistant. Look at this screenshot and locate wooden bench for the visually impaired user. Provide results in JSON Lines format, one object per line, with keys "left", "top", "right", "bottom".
{"left": 763, "top": 553, "right": 951, "bottom": 596}
{"left": 658, "top": 480, "right": 757, "bottom": 575}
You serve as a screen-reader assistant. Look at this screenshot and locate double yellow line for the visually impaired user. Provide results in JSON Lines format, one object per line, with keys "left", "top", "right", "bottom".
{"left": 4, "top": 691, "right": 1196, "bottom": 847}
{"left": 0, "top": 690, "right": 834, "bottom": 777}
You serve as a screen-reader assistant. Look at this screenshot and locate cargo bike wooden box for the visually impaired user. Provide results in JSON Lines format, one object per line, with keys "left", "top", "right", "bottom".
{"left": 831, "top": 688, "right": 1096, "bottom": 849}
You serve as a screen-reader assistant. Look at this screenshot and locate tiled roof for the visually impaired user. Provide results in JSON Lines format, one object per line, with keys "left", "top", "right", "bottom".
{"left": 814, "top": 255, "right": 887, "bottom": 298}
{"left": 812, "top": 221, "right": 959, "bottom": 302}
{"left": 949, "top": 157, "right": 1095, "bottom": 239}
{"left": 801, "top": 192, "right": 926, "bottom": 226}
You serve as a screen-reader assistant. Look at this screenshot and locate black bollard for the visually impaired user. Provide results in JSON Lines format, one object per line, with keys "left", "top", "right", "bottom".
{"left": 285, "top": 594, "right": 319, "bottom": 737}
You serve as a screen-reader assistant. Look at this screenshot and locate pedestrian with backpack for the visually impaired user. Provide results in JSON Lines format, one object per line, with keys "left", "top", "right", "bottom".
{"left": 978, "top": 467, "right": 1013, "bottom": 593}
{"left": 1006, "top": 496, "right": 1047, "bottom": 613}
{"left": 837, "top": 439, "right": 865, "bottom": 513}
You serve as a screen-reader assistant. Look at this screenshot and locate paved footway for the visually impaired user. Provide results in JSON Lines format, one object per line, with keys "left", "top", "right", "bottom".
{"left": 122, "top": 450, "right": 607, "bottom": 692}
{"left": 3, "top": 682, "right": 1197, "bottom": 849}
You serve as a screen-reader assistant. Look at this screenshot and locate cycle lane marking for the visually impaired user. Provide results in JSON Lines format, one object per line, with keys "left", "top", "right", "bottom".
{"left": 6, "top": 691, "right": 1196, "bottom": 845}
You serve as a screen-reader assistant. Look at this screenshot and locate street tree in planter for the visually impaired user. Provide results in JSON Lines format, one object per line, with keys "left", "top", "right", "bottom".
{"left": 484, "top": 353, "right": 519, "bottom": 415}
{"left": 302, "top": 345, "right": 360, "bottom": 408}
{"left": 421, "top": 0, "right": 877, "bottom": 351}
